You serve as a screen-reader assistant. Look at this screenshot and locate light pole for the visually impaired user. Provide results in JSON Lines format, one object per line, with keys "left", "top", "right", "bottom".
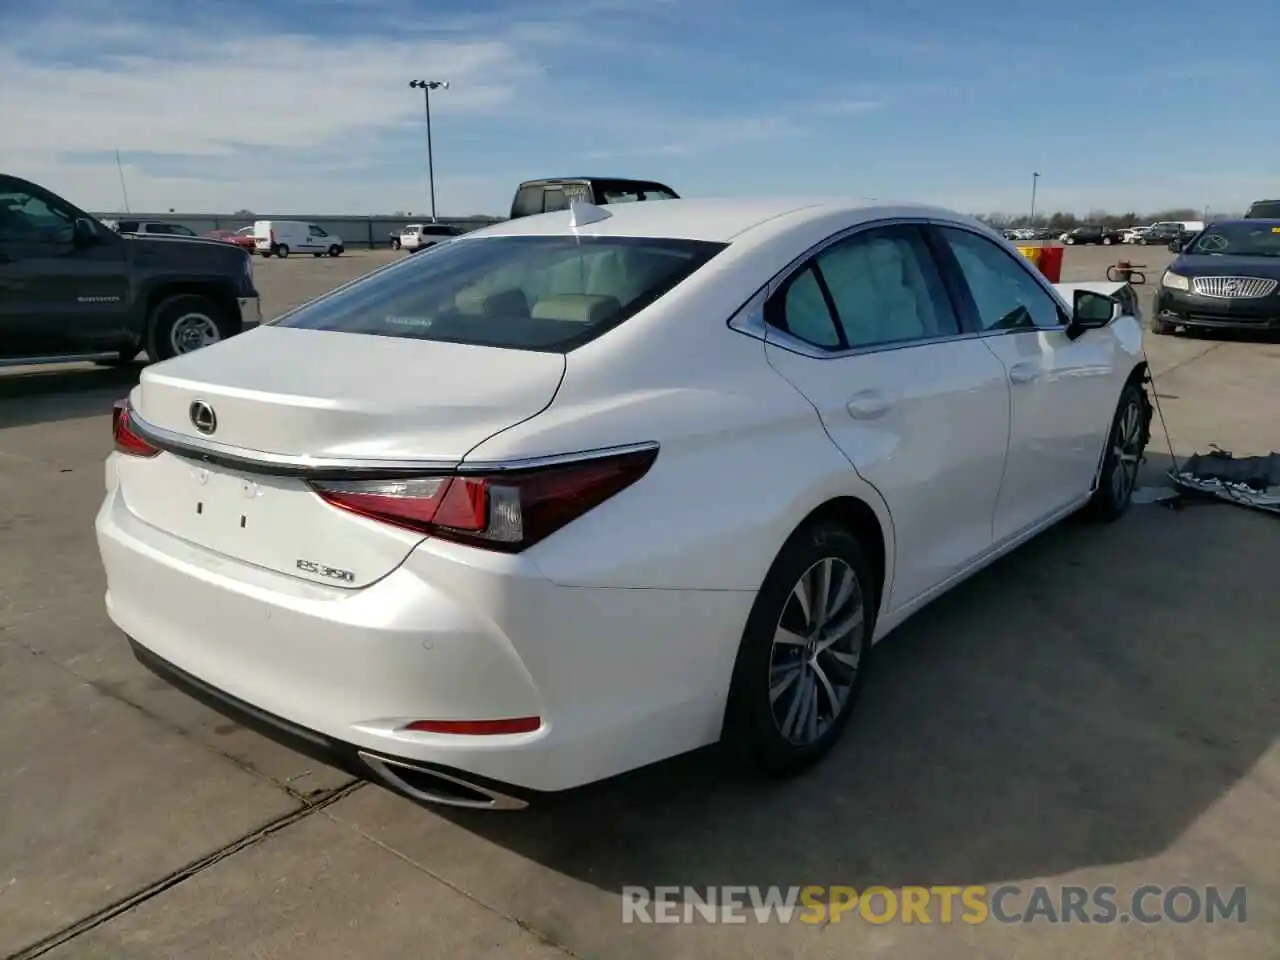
{"left": 408, "top": 79, "right": 449, "bottom": 221}
{"left": 1029, "top": 171, "right": 1040, "bottom": 225}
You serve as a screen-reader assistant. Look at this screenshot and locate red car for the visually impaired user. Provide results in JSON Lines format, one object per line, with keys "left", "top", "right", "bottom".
{"left": 205, "top": 226, "right": 256, "bottom": 251}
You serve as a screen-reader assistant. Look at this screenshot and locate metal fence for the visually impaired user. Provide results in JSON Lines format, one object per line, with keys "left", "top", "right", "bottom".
{"left": 89, "top": 212, "right": 505, "bottom": 247}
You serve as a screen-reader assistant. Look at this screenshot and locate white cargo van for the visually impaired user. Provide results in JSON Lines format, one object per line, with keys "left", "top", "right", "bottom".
{"left": 252, "top": 220, "right": 344, "bottom": 258}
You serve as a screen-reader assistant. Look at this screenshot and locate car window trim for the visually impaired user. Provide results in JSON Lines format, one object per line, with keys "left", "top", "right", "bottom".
{"left": 729, "top": 217, "right": 979, "bottom": 360}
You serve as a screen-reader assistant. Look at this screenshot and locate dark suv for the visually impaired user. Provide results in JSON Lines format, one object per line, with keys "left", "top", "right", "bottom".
{"left": 1245, "top": 200, "right": 1280, "bottom": 219}
{"left": 1062, "top": 225, "right": 1125, "bottom": 245}
{"left": 1, "top": 174, "right": 259, "bottom": 367}
{"left": 509, "top": 177, "right": 679, "bottom": 219}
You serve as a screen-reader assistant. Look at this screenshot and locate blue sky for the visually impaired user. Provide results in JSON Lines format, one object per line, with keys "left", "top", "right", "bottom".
{"left": 1, "top": 0, "right": 1276, "bottom": 216}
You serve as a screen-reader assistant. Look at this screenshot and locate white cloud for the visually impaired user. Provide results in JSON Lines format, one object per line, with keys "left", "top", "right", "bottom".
{"left": 0, "top": 5, "right": 546, "bottom": 213}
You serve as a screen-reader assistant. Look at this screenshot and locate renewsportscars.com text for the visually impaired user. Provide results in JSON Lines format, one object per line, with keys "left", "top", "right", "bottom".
{"left": 621, "top": 884, "right": 1248, "bottom": 925}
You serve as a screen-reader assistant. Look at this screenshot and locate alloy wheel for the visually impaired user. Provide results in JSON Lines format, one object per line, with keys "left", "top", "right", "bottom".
{"left": 768, "top": 557, "right": 865, "bottom": 746}
{"left": 1110, "top": 397, "right": 1144, "bottom": 502}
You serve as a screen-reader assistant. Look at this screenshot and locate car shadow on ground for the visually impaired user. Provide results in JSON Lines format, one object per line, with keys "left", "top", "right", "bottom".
{"left": 0, "top": 363, "right": 144, "bottom": 430}
{"left": 434, "top": 487, "right": 1278, "bottom": 894}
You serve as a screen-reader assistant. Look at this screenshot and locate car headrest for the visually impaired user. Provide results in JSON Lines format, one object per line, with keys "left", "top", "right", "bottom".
{"left": 530, "top": 293, "right": 622, "bottom": 323}
{"left": 455, "top": 287, "right": 529, "bottom": 317}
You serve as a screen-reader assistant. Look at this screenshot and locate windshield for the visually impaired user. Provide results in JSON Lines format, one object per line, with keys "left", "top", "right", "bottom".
{"left": 1186, "top": 223, "right": 1280, "bottom": 258}
{"left": 272, "top": 234, "right": 726, "bottom": 352}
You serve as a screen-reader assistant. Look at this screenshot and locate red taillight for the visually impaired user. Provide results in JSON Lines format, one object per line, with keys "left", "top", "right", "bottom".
{"left": 403, "top": 717, "right": 541, "bottom": 735}
{"left": 309, "top": 447, "right": 657, "bottom": 552}
{"left": 112, "top": 400, "right": 160, "bottom": 458}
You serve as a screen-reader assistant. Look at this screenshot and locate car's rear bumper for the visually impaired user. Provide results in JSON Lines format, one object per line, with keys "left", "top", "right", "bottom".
{"left": 94, "top": 473, "right": 751, "bottom": 796}
{"left": 127, "top": 636, "right": 537, "bottom": 809}
{"left": 1153, "top": 289, "right": 1280, "bottom": 330}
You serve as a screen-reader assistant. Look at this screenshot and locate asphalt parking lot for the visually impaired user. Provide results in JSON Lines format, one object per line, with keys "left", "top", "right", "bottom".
{"left": 2, "top": 244, "right": 1277, "bottom": 959}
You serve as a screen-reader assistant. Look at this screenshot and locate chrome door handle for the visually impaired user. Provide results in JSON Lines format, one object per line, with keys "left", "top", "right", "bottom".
{"left": 1009, "top": 362, "right": 1041, "bottom": 385}
{"left": 846, "top": 389, "right": 896, "bottom": 420}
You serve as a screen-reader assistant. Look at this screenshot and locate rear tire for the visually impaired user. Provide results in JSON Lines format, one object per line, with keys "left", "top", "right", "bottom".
{"left": 147, "top": 294, "right": 230, "bottom": 362}
{"left": 391, "top": 238, "right": 401, "bottom": 250}
{"left": 723, "top": 523, "right": 875, "bottom": 777}
{"left": 1103, "top": 236, "right": 1113, "bottom": 245}
{"left": 1083, "top": 380, "right": 1152, "bottom": 522}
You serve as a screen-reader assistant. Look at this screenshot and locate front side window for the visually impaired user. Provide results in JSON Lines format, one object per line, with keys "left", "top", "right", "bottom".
{"left": 0, "top": 184, "right": 77, "bottom": 243}
{"left": 310, "top": 225, "right": 329, "bottom": 237}
{"left": 272, "top": 235, "right": 726, "bottom": 352}
{"left": 936, "top": 226, "right": 1065, "bottom": 331}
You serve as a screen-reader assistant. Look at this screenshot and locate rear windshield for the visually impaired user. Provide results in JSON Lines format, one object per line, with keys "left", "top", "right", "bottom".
{"left": 1246, "top": 201, "right": 1280, "bottom": 219}
{"left": 272, "top": 235, "right": 726, "bottom": 352}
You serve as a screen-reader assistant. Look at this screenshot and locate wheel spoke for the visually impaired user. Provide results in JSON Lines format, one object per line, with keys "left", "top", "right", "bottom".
{"left": 790, "top": 579, "right": 812, "bottom": 629}
{"left": 769, "top": 663, "right": 803, "bottom": 704}
{"left": 815, "top": 604, "right": 863, "bottom": 654}
{"left": 774, "top": 626, "right": 808, "bottom": 647}
{"left": 827, "top": 649, "right": 860, "bottom": 671}
{"left": 805, "top": 675, "right": 821, "bottom": 742}
{"left": 824, "top": 565, "right": 855, "bottom": 622}
{"left": 811, "top": 658, "right": 841, "bottom": 715}
{"left": 811, "top": 560, "right": 832, "bottom": 630}
{"left": 780, "top": 671, "right": 809, "bottom": 740}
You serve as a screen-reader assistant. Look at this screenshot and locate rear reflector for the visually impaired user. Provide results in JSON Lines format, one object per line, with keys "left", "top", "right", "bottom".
{"left": 310, "top": 446, "right": 657, "bottom": 553}
{"left": 403, "top": 717, "right": 541, "bottom": 735}
{"left": 112, "top": 400, "right": 160, "bottom": 458}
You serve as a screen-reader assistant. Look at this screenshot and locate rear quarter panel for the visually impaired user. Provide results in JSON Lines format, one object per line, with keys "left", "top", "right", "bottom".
{"left": 462, "top": 250, "right": 897, "bottom": 595}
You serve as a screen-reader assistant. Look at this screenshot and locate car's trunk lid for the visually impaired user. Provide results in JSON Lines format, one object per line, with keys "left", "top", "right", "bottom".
{"left": 119, "top": 326, "right": 565, "bottom": 586}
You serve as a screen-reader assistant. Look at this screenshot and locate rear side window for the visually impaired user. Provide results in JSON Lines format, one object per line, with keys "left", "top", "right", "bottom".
{"left": 511, "top": 187, "right": 542, "bottom": 217}
{"left": 272, "top": 235, "right": 727, "bottom": 352}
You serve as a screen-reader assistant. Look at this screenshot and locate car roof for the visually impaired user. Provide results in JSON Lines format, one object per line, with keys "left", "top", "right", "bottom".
{"left": 518, "top": 177, "right": 669, "bottom": 186}
{"left": 470, "top": 197, "right": 983, "bottom": 243}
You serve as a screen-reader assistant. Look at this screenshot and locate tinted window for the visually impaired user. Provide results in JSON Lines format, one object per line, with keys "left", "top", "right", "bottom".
{"left": 777, "top": 266, "right": 841, "bottom": 348}
{"left": 511, "top": 187, "right": 541, "bottom": 218}
{"left": 1246, "top": 201, "right": 1280, "bottom": 219}
{"left": 0, "top": 185, "right": 76, "bottom": 243}
{"left": 814, "top": 227, "right": 961, "bottom": 347}
{"left": 543, "top": 189, "right": 570, "bottom": 213}
{"left": 117, "top": 220, "right": 139, "bottom": 233}
{"left": 936, "top": 227, "right": 1065, "bottom": 331}
{"left": 272, "top": 235, "right": 726, "bottom": 352}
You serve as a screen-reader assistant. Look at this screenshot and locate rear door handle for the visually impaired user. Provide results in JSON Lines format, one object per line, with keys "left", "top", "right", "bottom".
{"left": 1009, "top": 362, "right": 1042, "bottom": 385}
{"left": 846, "top": 388, "right": 896, "bottom": 420}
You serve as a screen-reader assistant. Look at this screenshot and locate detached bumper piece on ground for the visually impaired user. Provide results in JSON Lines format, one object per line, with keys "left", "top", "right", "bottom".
{"left": 1170, "top": 450, "right": 1280, "bottom": 515}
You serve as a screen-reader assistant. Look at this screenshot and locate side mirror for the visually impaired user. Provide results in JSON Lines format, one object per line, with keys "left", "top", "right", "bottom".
{"left": 1168, "top": 237, "right": 1184, "bottom": 253}
{"left": 73, "top": 217, "right": 100, "bottom": 247}
{"left": 1066, "top": 290, "right": 1117, "bottom": 340}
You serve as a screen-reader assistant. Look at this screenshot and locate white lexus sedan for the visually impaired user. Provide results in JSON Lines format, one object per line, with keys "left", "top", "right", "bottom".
{"left": 96, "top": 198, "right": 1152, "bottom": 810}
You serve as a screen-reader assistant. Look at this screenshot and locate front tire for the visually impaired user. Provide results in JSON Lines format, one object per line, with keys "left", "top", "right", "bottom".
{"left": 1103, "top": 236, "right": 1113, "bottom": 245}
{"left": 1084, "top": 380, "right": 1152, "bottom": 522}
{"left": 275, "top": 244, "right": 290, "bottom": 259}
{"left": 328, "top": 244, "right": 341, "bottom": 257}
{"left": 391, "top": 238, "right": 401, "bottom": 250}
{"left": 1150, "top": 315, "right": 1176, "bottom": 335}
{"left": 724, "top": 523, "right": 875, "bottom": 777}
{"left": 147, "top": 294, "right": 230, "bottom": 362}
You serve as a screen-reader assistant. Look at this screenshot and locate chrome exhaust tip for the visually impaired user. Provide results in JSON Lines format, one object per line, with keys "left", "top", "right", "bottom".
{"left": 357, "top": 751, "right": 528, "bottom": 811}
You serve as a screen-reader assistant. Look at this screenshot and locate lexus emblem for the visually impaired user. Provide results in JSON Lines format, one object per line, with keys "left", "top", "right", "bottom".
{"left": 189, "top": 400, "right": 217, "bottom": 435}
{"left": 1224, "top": 280, "right": 1241, "bottom": 295}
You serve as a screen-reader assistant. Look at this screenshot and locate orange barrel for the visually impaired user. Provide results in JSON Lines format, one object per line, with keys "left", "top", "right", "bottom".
{"left": 1037, "top": 244, "right": 1064, "bottom": 283}
{"left": 1015, "top": 245, "right": 1043, "bottom": 270}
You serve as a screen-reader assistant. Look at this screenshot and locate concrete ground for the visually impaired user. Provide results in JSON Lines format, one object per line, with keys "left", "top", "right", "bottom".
{"left": 1, "top": 244, "right": 1277, "bottom": 959}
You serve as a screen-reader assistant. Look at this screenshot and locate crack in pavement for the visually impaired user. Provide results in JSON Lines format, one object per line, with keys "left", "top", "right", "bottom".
{"left": 5, "top": 781, "right": 366, "bottom": 960}
{"left": 323, "top": 811, "right": 580, "bottom": 959}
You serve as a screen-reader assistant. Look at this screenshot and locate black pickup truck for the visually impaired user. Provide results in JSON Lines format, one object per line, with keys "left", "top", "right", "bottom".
{"left": 0, "top": 174, "right": 259, "bottom": 368}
